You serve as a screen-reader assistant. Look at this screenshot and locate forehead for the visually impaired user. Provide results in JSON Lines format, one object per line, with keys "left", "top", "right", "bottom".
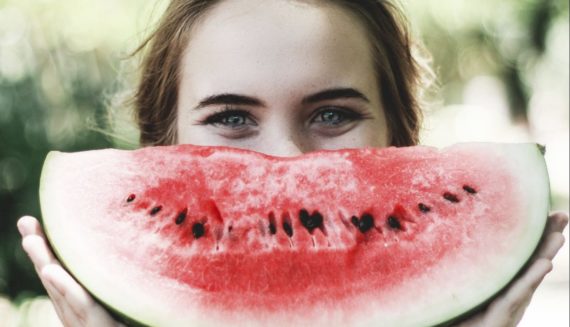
{"left": 181, "top": 0, "right": 377, "bottom": 99}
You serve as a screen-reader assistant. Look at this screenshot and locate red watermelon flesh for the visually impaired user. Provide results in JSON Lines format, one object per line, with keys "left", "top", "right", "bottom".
{"left": 40, "top": 143, "right": 549, "bottom": 327}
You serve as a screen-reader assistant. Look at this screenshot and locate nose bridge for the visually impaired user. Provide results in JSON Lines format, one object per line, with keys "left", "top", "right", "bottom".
{"left": 262, "top": 119, "right": 307, "bottom": 157}
{"left": 274, "top": 137, "right": 305, "bottom": 157}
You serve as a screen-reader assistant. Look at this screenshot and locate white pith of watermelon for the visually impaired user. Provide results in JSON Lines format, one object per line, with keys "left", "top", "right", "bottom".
{"left": 40, "top": 143, "right": 549, "bottom": 327}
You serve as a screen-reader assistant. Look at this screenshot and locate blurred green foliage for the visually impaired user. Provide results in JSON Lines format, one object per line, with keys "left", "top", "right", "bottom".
{"left": 409, "top": 0, "right": 569, "bottom": 120}
{"left": 0, "top": 0, "right": 568, "bottom": 302}
{"left": 0, "top": 0, "right": 157, "bottom": 301}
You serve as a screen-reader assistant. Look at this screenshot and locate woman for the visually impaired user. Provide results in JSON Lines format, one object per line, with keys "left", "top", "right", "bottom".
{"left": 18, "top": 0, "right": 568, "bottom": 326}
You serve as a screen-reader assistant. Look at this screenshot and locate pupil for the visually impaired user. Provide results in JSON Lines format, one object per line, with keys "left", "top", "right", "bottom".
{"left": 322, "top": 111, "right": 340, "bottom": 123}
{"left": 225, "top": 115, "right": 244, "bottom": 125}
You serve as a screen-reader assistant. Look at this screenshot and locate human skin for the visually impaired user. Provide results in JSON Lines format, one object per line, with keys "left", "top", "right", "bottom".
{"left": 176, "top": 0, "right": 388, "bottom": 154}
{"left": 18, "top": 0, "right": 568, "bottom": 326}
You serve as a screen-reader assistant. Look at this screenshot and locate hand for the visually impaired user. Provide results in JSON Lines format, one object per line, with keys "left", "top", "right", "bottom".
{"left": 17, "top": 216, "right": 123, "bottom": 327}
{"left": 454, "top": 212, "right": 568, "bottom": 327}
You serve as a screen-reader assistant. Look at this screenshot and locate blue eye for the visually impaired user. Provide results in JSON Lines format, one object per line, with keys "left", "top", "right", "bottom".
{"left": 318, "top": 111, "right": 343, "bottom": 125}
{"left": 312, "top": 108, "right": 362, "bottom": 126}
{"left": 221, "top": 113, "right": 246, "bottom": 126}
{"left": 203, "top": 109, "right": 256, "bottom": 129}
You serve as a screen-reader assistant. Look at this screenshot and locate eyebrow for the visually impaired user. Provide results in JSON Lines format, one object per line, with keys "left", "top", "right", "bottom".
{"left": 194, "top": 87, "right": 369, "bottom": 110}
{"left": 195, "top": 94, "right": 265, "bottom": 109}
{"left": 302, "top": 88, "right": 370, "bottom": 104}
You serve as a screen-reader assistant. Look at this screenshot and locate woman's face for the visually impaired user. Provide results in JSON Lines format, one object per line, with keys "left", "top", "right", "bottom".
{"left": 177, "top": 0, "right": 388, "bottom": 156}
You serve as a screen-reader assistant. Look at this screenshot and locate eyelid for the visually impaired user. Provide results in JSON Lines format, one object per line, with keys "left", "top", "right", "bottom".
{"left": 201, "top": 106, "right": 257, "bottom": 126}
{"left": 309, "top": 106, "right": 364, "bottom": 123}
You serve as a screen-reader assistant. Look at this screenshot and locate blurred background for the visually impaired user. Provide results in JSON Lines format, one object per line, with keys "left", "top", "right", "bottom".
{"left": 0, "top": 0, "right": 567, "bottom": 325}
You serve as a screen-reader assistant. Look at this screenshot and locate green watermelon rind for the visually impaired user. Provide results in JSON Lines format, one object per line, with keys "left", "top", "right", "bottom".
{"left": 39, "top": 143, "right": 550, "bottom": 327}
{"left": 39, "top": 151, "right": 151, "bottom": 327}
{"left": 431, "top": 143, "right": 550, "bottom": 327}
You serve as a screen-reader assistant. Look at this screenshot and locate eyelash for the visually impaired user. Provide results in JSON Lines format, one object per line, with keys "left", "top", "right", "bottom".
{"left": 199, "top": 106, "right": 368, "bottom": 129}
{"left": 200, "top": 107, "right": 256, "bottom": 127}
{"left": 310, "top": 107, "right": 366, "bottom": 126}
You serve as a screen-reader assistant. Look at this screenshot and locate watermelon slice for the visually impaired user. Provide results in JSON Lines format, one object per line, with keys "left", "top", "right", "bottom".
{"left": 39, "top": 143, "right": 549, "bottom": 327}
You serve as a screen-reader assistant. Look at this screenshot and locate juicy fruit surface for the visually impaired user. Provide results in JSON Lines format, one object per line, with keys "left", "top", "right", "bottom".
{"left": 40, "top": 144, "right": 549, "bottom": 327}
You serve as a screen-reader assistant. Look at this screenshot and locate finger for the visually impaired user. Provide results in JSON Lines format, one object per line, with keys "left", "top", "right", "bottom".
{"left": 535, "top": 232, "right": 565, "bottom": 260}
{"left": 17, "top": 216, "right": 47, "bottom": 238}
{"left": 505, "top": 293, "right": 533, "bottom": 327}
{"left": 21, "top": 234, "right": 59, "bottom": 275}
{"left": 44, "top": 277, "right": 82, "bottom": 327}
{"left": 505, "top": 258, "right": 552, "bottom": 304}
{"left": 485, "top": 259, "right": 552, "bottom": 326}
{"left": 43, "top": 265, "right": 121, "bottom": 327}
{"left": 42, "top": 264, "right": 94, "bottom": 325}
{"left": 43, "top": 284, "right": 68, "bottom": 326}
{"left": 545, "top": 212, "right": 569, "bottom": 234}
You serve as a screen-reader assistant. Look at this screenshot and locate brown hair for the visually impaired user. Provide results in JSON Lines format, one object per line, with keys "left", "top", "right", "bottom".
{"left": 133, "top": 0, "right": 432, "bottom": 147}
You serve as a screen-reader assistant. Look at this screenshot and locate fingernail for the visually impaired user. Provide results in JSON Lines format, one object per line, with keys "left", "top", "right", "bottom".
{"left": 17, "top": 216, "right": 34, "bottom": 237}
{"left": 17, "top": 219, "right": 27, "bottom": 237}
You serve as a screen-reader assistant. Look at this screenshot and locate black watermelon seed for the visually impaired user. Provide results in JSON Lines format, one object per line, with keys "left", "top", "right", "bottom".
{"left": 268, "top": 213, "right": 277, "bottom": 235}
{"left": 299, "top": 209, "right": 323, "bottom": 233}
{"left": 283, "top": 221, "right": 294, "bottom": 237}
{"left": 387, "top": 216, "right": 402, "bottom": 230}
{"left": 418, "top": 203, "right": 431, "bottom": 213}
{"left": 443, "top": 192, "right": 460, "bottom": 203}
{"left": 269, "top": 221, "right": 277, "bottom": 235}
{"left": 175, "top": 209, "right": 187, "bottom": 225}
{"left": 358, "top": 214, "right": 375, "bottom": 233}
{"left": 192, "top": 223, "right": 205, "bottom": 239}
{"left": 351, "top": 216, "right": 359, "bottom": 227}
{"left": 463, "top": 185, "right": 477, "bottom": 194}
{"left": 126, "top": 194, "right": 136, "bottom": 203}
{"left": 150, "top": 206, "right": 162, "bottom": 216}
{"left": 312, "top": 212, "right": 324, "bottom": 228}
